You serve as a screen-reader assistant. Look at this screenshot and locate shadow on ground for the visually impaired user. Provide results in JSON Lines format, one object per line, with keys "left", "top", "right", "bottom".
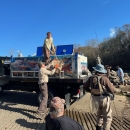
{"left": 0, "top": 90, "right": 39, "bottom": 119}
{"left": 0, "top": 90, "right": 38, "bottom": 106}
{"left": 16, "top": 119, "right": 46, "bottom": 130}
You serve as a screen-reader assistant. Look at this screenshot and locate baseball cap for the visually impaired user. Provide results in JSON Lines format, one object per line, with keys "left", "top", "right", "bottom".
{"left": 50, "top": 97, "right": 65, "bottom": 109}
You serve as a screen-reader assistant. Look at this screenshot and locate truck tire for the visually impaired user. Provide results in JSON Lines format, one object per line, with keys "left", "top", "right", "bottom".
{"left": 37, "top": 88, "right": 56, "bottom": 107}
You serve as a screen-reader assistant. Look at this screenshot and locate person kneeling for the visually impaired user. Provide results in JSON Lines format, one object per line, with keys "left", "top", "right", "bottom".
{"left": 45, "top": 97, "right": 85, "bottom": 130}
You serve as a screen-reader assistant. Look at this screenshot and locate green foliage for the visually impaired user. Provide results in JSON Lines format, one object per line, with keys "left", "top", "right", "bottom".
{"left": 75, "top": 24, "right": 130, "bottom": 70}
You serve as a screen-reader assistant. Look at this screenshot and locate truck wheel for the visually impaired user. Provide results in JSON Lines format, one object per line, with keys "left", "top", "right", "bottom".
{"left": 37, "top": 89, "right": 55, "bottom": 107}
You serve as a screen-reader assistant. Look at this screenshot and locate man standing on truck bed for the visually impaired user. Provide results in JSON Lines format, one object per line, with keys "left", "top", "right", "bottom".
{"left": 36, "top": 62, "right": 58, "bottom": 118}
{"left": 43, "top": 32, "right": 55, "bottom": 65}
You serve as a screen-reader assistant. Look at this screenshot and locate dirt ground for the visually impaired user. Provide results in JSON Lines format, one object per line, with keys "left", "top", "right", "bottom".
{"left": 0, "top": 90, "right": 130, "bottom": 130}
{"left": 69, "top": 93, "right": 130, "bottom": 118}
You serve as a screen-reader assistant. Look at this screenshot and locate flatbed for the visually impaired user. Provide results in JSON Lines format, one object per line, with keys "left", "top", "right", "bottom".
{"left": 0, "top": 45, "right": 91, "bottom": 108}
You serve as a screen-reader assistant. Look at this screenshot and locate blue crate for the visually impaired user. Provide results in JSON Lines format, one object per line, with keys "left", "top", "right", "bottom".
{"left": 36, "top": 46, "right": 43, "bottom": 56}
{"left": 56, "top": 44, "right": 74, "bottom": 55}
{"left": 36, "top": 44, "right": 74, "bottom": 56}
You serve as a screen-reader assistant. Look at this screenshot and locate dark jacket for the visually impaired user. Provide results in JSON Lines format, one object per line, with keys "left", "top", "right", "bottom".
{"left": 83, "top": 74, "right": 115, "bottom": 94}
{"left": 45, "top": 114, "right": 85, "bottom": 130}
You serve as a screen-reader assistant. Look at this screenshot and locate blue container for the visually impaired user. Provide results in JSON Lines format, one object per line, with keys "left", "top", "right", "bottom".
{"left": 36, "top": 47, "right": 43, "bottom": 56}
{"left": 10, "top": 55, "right": 15, "bottom": 62}
{"left": 56, "top": 44, "right": 74, "bottom": 55}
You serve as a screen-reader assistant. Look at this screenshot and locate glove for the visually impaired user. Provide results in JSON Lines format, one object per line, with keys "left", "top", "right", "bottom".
{"left": 109, "top": 93, "right": 114, "bottom": 100}
{"left": 54, "top": 64, "right": 59, "bottom": 69}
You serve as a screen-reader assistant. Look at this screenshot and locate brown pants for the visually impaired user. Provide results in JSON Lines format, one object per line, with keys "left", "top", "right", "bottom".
{"left": 37, "top": 83, "right": 48, "bottom": 113}
{"left": 43, "top": 47, "right": 51, "bottom": 65}
{"left": 93, "top": 96, "right": 112, "bottom": 130}
{"left": 107, "top": 69, "right": 110, "bottom": 79}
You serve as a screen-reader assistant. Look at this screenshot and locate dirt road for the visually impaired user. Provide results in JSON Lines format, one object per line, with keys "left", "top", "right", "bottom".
{"left": 0, "top": 90, "right": 130, "bottom": 130}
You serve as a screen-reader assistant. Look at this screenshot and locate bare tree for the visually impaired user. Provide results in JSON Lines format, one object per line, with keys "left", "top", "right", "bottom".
{"left": 9, "top": 49, "right": 15, "bottom": 56}
{"left": 73, "top": 24, "right": 130, "bottom": 69}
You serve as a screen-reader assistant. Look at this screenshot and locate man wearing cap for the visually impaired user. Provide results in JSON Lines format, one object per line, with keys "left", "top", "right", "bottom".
{"left": 105, "top": 65, "right": 112, "bottom": 79}
{"left": 36, "top": 62, "right": 58, "bottom": 117}
{"left": 43, "top": 32, "right": 55, "bottom": 65}
{"left": 45, "top": 97, "right": 85, "bottom": 130}
{"left": 83, "top": 64, "right": 115, "bottom": 130}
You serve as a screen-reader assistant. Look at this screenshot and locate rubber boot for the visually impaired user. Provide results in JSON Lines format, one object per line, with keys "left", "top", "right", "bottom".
{"left": 96, "top": 126, "right": 102, "bottom": 130}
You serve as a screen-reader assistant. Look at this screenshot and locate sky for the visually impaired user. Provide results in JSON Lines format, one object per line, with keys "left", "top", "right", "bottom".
{"left": 0, "top": 0, "right": 130, "bottom": 57}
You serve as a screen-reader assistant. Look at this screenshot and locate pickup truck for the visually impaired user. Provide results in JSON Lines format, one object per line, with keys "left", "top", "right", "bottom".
{"left": 0, "top": 44, "right": 91, "bottom": 108}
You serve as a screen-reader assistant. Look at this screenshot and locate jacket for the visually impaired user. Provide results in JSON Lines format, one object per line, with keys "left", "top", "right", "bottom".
{"left": 83, "top": 74, "right": 115, "bottom": 94}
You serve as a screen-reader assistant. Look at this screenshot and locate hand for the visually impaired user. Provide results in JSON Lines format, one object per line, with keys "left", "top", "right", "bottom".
{"left": 54, "top": 64, "right": 59, "bottom": 69}
{"left": 109, "top": 93, "right": 114, "bottom": 100}
{"left": 50, "top": 50, "right": 54, "bottom": 55}
{"left": 50, "top": 65, "right": 54, "bottom": 70}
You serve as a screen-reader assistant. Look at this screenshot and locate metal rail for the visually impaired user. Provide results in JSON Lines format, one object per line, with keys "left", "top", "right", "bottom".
{"left": 11, "top": 70, "right": 65, "bottom": 78}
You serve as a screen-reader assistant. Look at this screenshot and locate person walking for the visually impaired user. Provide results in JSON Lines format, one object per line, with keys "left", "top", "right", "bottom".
{"left": 43, "top": 32, "right": 55, "bottom": 65}
{"left": 105, "top": 65, "right": 112, "bottom": 79}
{"left": 45, "top": 97, "right": 85, "bottom": 130}
{"left": 116, "top": 66, "right": 124, "bottom": 85}
{"left": 83, "top": 64, "right": 115, "bottom": 130}
{"left": 36, "top": 62, "right": 58, "bottom": 117}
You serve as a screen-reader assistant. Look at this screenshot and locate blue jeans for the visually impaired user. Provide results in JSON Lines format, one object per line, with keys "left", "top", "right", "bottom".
{"left": 120, "top": 76, "right": 124, "bottom": 82}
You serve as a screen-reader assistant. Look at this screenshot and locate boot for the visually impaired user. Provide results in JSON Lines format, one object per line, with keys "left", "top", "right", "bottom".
{"left": 96, "top": 125, "right": 102, "bottom": 130}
